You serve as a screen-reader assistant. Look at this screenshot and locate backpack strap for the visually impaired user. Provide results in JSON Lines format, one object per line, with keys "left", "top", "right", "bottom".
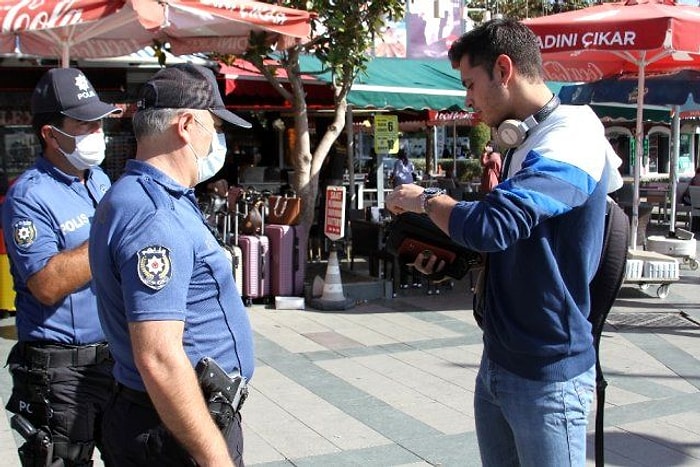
{"left": 589, "top": 199, "right": 630, "bottom": 467}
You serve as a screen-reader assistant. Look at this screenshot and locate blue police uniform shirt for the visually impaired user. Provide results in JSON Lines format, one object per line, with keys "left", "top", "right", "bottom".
{"left": 90, "top": 160, "right": 255, "bottom": 391}
{"left": 1, "top": 156, "right": 110, "bottom": 344}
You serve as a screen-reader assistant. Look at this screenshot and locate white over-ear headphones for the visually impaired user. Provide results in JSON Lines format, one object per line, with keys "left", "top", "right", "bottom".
{"left": 496, "top": 95, "right": 560, "bottom": 148}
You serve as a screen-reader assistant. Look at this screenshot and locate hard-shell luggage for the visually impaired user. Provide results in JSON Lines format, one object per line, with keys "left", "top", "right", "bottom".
{"left": 239, "top": 234, "right": 270, "bottom": 306}
{"left": 239, "top": 198, "right": 269, "bottom": 306}
{"left": 265, "top": 224, "right": 307, "bottom": 297}
{"left": 209, "top": 212, "right": 243, "bottom": 298}
{"left": 223, "top": 213, "right": 243, "bottom": 297}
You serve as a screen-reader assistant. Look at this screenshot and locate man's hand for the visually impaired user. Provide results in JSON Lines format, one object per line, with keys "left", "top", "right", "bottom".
{"left": 410, "top": 250, "right": 446, "bottom": 277}
{"left": 385, "top": 183, "right": 424, "bottom": 215}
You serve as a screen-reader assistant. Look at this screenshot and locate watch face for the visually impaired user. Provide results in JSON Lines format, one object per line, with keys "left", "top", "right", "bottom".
{"left": 424, "top": 188, "right": 441, "bottom": 196}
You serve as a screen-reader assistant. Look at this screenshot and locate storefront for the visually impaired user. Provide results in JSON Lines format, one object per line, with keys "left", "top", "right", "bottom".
{"left": 0, "top": 64, "right": 135, "bottom": 183}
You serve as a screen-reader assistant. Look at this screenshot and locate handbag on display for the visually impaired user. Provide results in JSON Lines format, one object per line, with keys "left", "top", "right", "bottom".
{"left": 267, "top": 194, "right": 301, "bottom": 225}
{"left": 384, "top": 212, "right": 482, "bottom": 281}
{"left": 240, "top": 200, "right": 264, "bottom": 235}
{"left": 227, "top": 185, "right": 244, "bottom": 212}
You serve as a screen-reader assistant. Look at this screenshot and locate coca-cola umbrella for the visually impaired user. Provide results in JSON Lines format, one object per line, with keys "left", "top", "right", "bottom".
{"left": 524, "top": 0, "right": 700, "bottom": 249}
{"left": 0, "top": 0, "right": 312, "bottom": 67}
{"left": 559, "top": 70, "right": 700, "bottom": 231}
{"left": 0, "top": 0, "right": 143, "bottom": 65}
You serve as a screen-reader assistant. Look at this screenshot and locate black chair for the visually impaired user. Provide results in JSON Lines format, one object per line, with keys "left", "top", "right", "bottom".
{"left": 349, "top": 219, "right": 382, "bottom": 275}
{"left": 349, "top": 219, "right": 401, "bottom": 291}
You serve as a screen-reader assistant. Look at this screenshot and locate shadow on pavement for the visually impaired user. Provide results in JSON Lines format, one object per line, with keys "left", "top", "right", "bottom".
{"left": 587, "top": 431, "right": 700, "bottom": 466}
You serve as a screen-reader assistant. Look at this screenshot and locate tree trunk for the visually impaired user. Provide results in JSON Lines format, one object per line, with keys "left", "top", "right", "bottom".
{"left": 288, "top": 65, "right": 347, "bottom": 258}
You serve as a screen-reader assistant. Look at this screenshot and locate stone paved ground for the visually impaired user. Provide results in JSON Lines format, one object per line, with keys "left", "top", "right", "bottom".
{"left": 0, "top": 221, "right": 699, "bottom": 466}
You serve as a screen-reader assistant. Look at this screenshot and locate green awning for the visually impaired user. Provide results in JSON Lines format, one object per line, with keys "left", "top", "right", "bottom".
{"left": 297, "top": 56, "right": 671, "bottom": 123}
{"left": 298, "top": 56, "right": 466, "bottom": 111}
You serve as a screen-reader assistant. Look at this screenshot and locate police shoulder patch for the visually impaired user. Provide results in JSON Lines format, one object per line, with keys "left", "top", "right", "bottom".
{"left": 137, "top": 245, "right": 172, "bottom": 290}
{"left": 12, "top": 219, "right": 37, "bottom": 248}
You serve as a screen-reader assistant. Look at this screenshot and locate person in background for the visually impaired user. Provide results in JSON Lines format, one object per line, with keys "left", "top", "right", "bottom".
{"left": 385, "top": 19, "right": 622, "bottom": 467}
{"left": 2, "top": 68, "right": 121, "bottom": 466}
{"left": 89, "top": 64, "right": 254, "bottom": 467}
{"left": 479, "top": 140, "right": 502, "bottom": 193}
{"left": 392, "top": 149, "right": 415, "bottom": 187}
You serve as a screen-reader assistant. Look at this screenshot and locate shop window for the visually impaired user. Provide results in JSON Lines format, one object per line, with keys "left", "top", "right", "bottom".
{"left": 0, "top": 126, "right": 40, "bottom": 182}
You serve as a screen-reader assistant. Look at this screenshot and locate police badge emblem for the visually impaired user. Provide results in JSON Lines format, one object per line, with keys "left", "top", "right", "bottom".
{"left": 12, "top": 219, "right": 37, "bottom": 248}
{"left": 137, "top": 245, "right": 172, "bottom": 290}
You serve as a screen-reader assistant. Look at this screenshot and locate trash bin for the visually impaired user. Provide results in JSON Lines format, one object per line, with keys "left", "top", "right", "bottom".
{"left": 0, "top": 229, "right": 16, "bottom": 314}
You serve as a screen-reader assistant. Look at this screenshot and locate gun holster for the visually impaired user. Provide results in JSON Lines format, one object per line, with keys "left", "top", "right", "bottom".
{"left": 195, "top": 357, "right": 248, "bottom": 433}
{"left": 11, "top": 414, "right": 63, "bottom": 467}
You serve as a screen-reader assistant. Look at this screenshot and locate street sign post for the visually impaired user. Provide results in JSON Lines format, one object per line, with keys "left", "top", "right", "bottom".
{"left": 374, "top": 115, "right": 399, "bottom": 155}
{"left": 324, "top": 186, "right": 346, "bottom": 241}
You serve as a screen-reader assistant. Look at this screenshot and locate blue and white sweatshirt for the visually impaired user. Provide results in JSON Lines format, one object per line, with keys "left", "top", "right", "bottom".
{"left": 449, "top": 104, "right": 622, "bottom": 382}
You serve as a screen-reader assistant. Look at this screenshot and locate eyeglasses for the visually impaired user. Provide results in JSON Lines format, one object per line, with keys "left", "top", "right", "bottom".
{"left": 193, "top": 117, "right": 223, "bottom": 135}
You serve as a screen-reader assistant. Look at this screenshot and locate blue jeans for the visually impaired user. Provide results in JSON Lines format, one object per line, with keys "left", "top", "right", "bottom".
{"left": 474, "top": 353, "right": 595, "bottom": 467}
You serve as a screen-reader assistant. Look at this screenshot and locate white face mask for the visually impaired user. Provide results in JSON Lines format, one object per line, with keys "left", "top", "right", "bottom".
{"left": 189, "top": 119, "right": 227, "bottom": 184}
{"left": 51, "top": 126, "right": 106, "bottom": 170}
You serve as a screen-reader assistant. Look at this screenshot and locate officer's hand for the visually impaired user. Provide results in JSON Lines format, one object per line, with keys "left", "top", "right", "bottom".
{"left": 410, "top": 250, "right": 445, "bottom": 276}
{"left": 385, "top": 183, "right": 424, "bottom": 215}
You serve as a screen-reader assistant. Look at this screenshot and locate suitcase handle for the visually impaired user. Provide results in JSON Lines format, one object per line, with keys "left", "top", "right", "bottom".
{"left": 293, "top": 233, "right": 299, "bottom": 272}
{"left": 260, "top": 242, "right": 266, "bottom": 280}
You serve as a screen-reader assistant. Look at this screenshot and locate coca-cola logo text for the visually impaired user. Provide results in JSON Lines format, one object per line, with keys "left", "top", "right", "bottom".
{"left": 428, "top": 111, "right": 480, "bottom": 126}
{"left": 202, "top": 0, "right": 288, "bottom": 25}
{"left": 2, "top": 0, "right": 85, "bottom": 33}
{"left": 70, "top": 39, "right": 144, "bottom": 58}
{"left": 171, "top": 36, "right": 251, "bottom": 55}
{"left": 542, "top": 61, "right": 606, "bottom": 82}
{"left": 434, "top": 112, "right": 476, "bottom": 121}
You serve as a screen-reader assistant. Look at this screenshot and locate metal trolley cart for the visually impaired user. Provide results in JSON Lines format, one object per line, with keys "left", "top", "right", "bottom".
{"left": 624, "top": 249, "right": 680, "bottom": 299}
{"left": 646, "top": 229, "right": 698, "bottom": 270}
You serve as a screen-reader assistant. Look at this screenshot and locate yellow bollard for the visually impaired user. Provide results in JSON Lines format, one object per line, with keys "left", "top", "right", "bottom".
{"left": 0, "top": 230, "right": 16, "bottom": 313}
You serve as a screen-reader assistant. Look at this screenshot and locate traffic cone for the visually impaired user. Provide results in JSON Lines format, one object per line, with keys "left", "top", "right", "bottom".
{"left": 320, "top": 250, "right": 345, "bottom": 302}
{"left": 309, "top": 248, "right": 355, "bottom": 311}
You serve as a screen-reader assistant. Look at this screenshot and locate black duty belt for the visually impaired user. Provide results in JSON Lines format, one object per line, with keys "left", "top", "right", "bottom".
{"left": 115, "top": 383, "right": 153, "bottom": 408}
{"left": 18, "top": 342, "right": 111, "bottom": 369}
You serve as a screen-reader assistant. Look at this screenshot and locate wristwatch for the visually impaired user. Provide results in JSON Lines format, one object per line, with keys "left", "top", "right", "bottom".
{"left": 421, "top": 187, "right": 447, "bottom": 214}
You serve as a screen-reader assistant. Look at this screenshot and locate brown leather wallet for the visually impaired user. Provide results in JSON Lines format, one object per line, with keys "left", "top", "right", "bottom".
{"left": 397, "top": 238, "right": 457, "bottom": 265}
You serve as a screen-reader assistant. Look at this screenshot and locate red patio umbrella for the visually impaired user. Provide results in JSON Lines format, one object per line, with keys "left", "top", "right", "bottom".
{"left": 524, "top": 0, "right": 700, "bottom": 248}
{"left": 0, "top": 1, "right": 146, "bottom": 65}
{"left": 0, "top": 0, "right": 312, "bottom": 67}
{"left": 130, "top": 0, "right": 312, "bottom": 55}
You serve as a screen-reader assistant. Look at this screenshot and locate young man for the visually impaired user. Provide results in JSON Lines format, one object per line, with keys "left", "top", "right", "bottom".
{"left": 2, "top": 68, "right": 121, "bottom": 466}
{"left": 89, "top": 64, "right": 254, "bottom": 467}
{"left": 385, "top": 19, "right": 622, "bottom": 467}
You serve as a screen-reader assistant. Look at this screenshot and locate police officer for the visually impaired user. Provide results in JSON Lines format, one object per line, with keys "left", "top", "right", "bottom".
{"left": 1, "top": 68, "right": 121, "bottom": 466}
{"left": 89, "top": 64, "right": 255, "bottom": 467}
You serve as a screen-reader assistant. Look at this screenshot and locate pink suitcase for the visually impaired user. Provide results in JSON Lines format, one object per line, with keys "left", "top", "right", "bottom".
{"left": 265, "top": 225, "right": 307, "bottom": 297}
{"left": 239, "top": 234, "right": 270, "bottom": 306}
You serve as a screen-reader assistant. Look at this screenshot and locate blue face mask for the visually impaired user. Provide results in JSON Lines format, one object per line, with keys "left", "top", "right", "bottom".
{"left": 189, "top": 119, "right": 227, "bottom": 184}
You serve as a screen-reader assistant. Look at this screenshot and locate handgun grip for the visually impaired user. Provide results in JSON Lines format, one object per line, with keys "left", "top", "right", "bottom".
{"left": 196, "top": 357, "right": 243, "bottom": 405}
{"left": 11, "top": 414, "right": 37, "bottom": 440}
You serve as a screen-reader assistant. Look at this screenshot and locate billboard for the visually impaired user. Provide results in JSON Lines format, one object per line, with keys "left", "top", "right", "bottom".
{"left": 374, "top": 0, "right": 463, "bottom": 59}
